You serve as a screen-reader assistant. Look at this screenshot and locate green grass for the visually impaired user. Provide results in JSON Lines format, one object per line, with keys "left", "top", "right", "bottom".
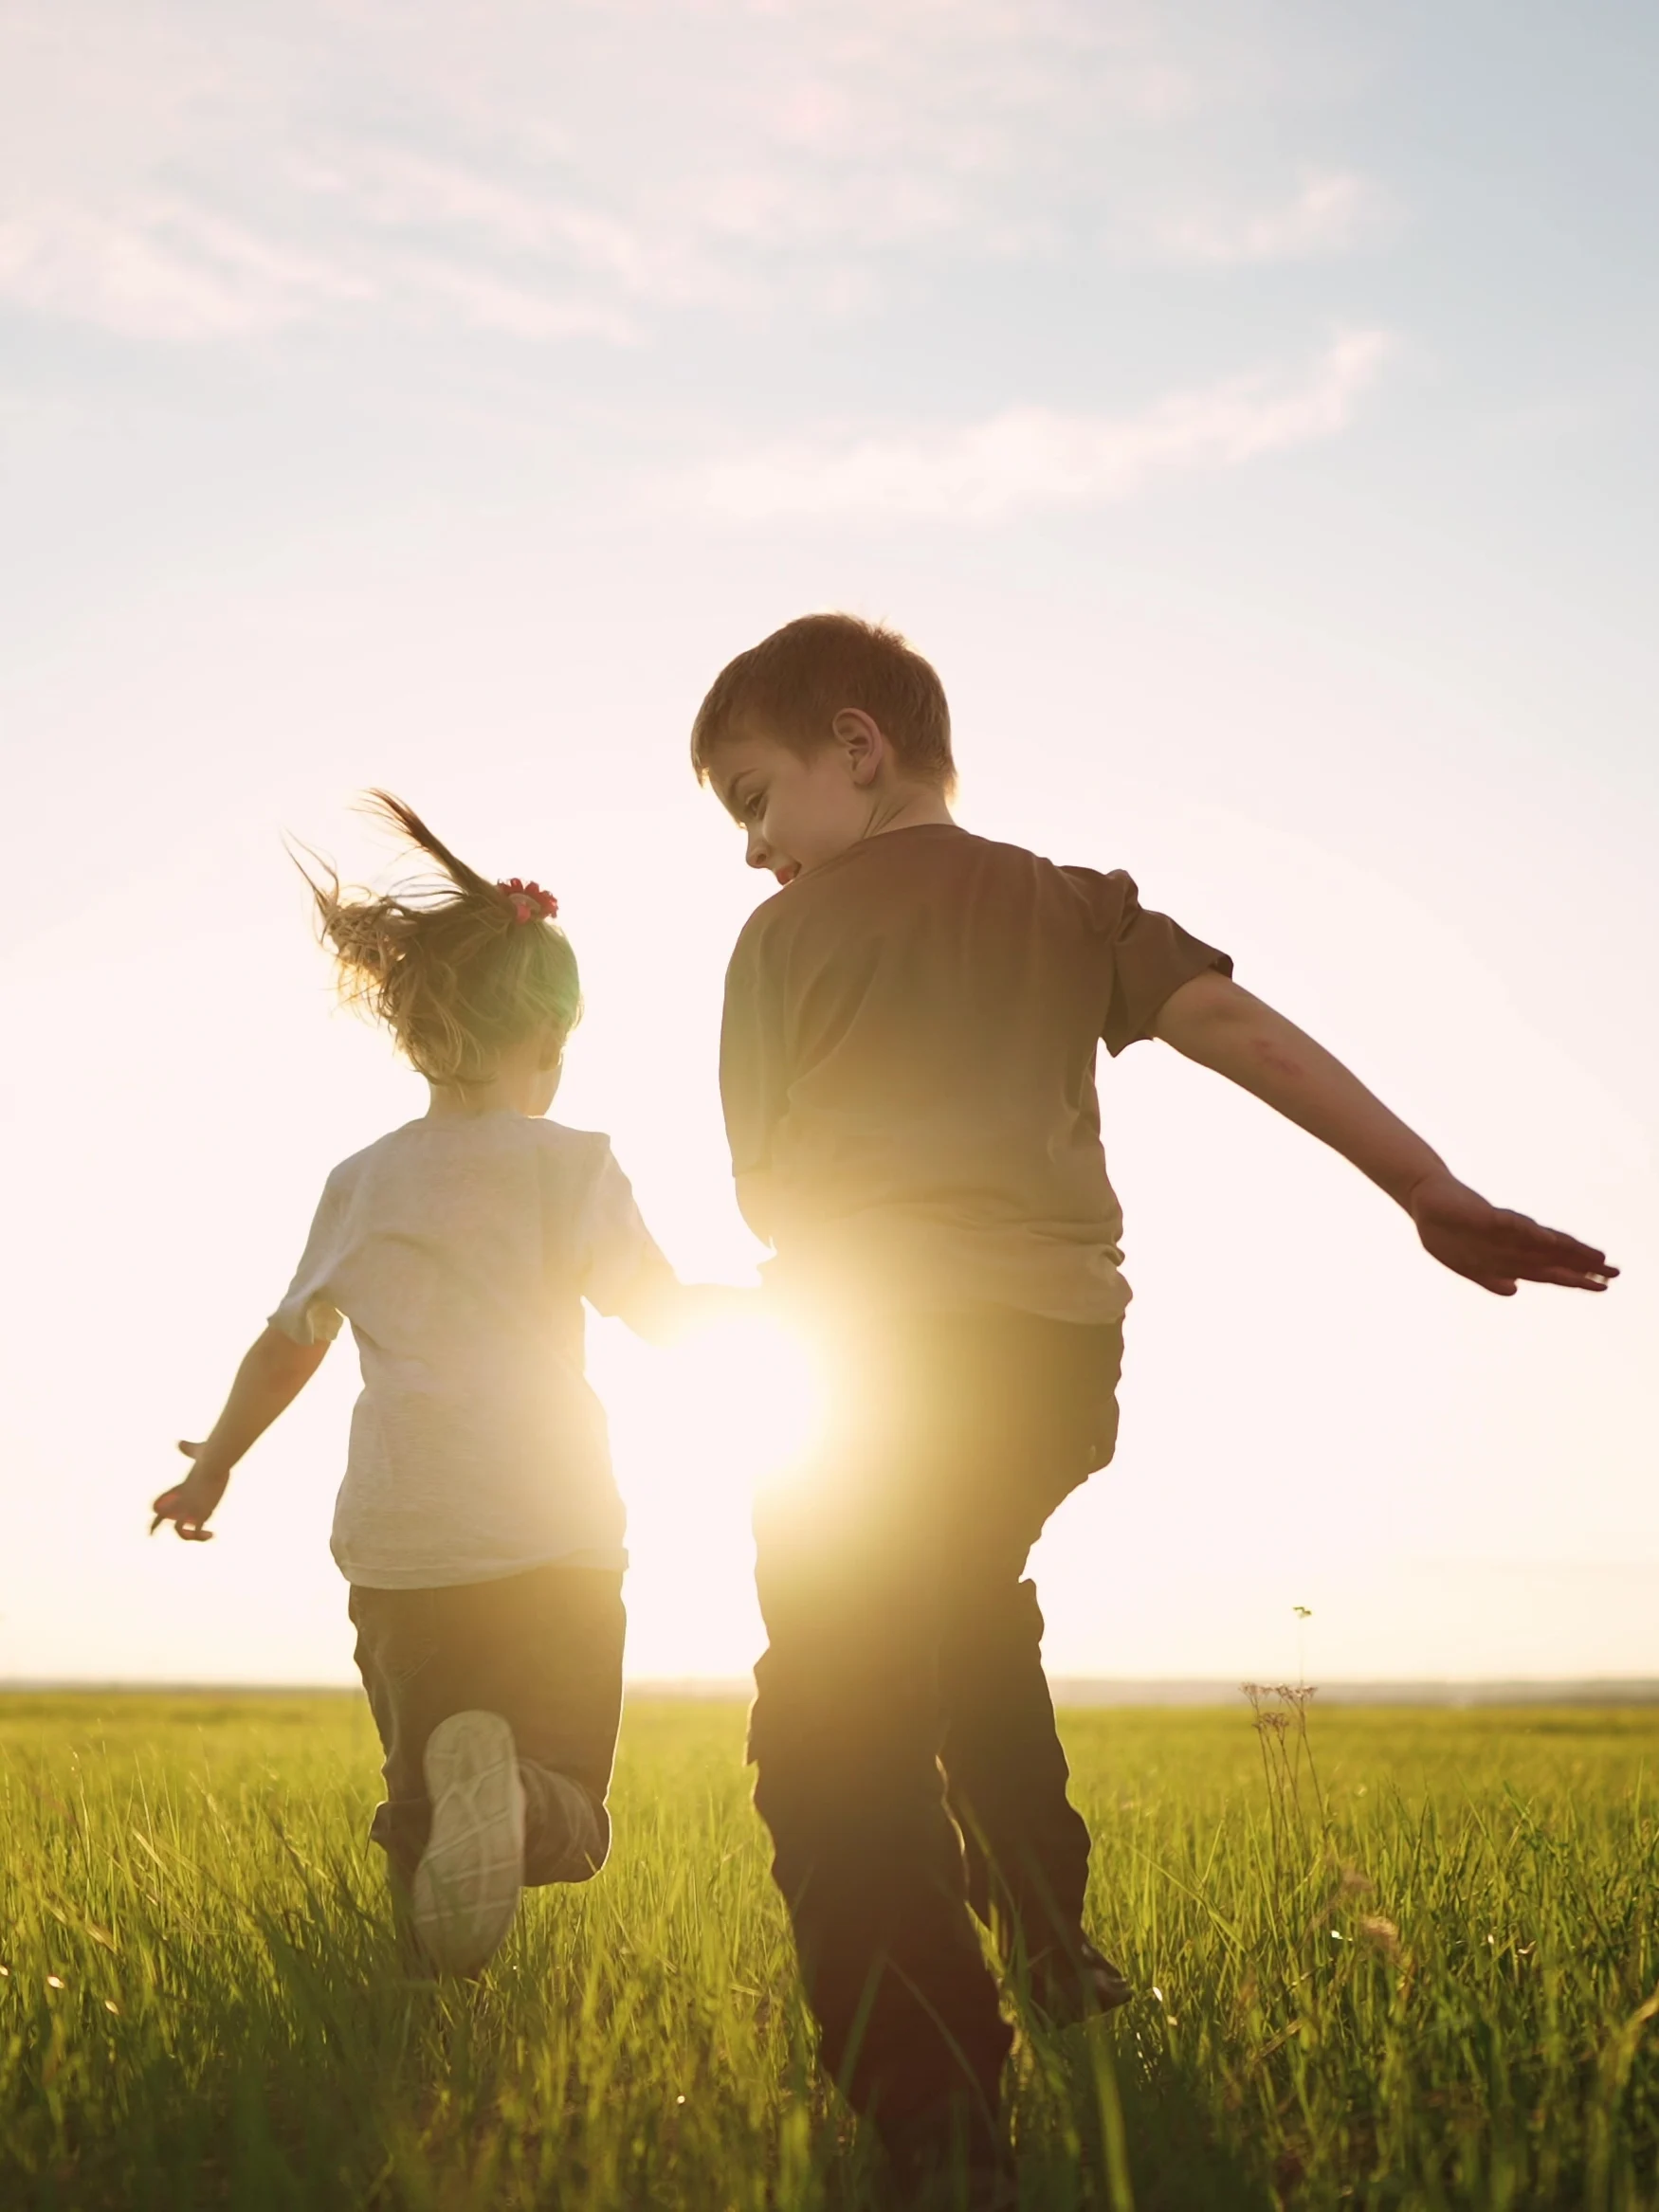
{"left": 2, "top": 1693, "right": 1655, "bottom": 2210}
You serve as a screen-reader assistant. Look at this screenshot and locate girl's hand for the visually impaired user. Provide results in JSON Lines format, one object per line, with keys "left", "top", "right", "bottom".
{"left": 150, "top": 1443, "right": 229, "bottom": 1542}
{"left": 1408, "top": 1171, "right": 1617, "bottom": 1296}
{"left": 151, "top": 1327, "right": 327, "bottom": 1543}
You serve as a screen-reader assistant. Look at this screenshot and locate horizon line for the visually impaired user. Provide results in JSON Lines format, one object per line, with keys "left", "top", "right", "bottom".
{"left": 6, "top": 1675, "right": 1659, "bottom": 1708}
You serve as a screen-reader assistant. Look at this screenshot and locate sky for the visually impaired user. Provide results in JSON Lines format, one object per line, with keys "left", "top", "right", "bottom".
{"left": 1, "top": 0, "right": 1654, "bottom": 1689}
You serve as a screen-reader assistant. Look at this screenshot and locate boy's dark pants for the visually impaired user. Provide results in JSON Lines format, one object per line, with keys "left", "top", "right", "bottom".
{"left": 348, "top": 1562, "right": 625, "bottom": 1888}
{"left": 749, "top": 1309, "right": 1123, "bottom": 2154}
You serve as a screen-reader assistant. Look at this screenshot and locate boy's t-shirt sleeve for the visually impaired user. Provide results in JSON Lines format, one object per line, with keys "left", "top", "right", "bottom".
{"left": 1064, "top": 866, "right": 1233, "bottom": 1056}
{"left": 268, "top": 1178, "right": 348, "bottom": 1346}
{"left": 575, "top": 1143, "right": 669, "bottom": 1317}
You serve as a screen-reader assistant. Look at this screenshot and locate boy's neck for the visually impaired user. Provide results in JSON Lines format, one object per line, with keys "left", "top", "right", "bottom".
{"left": 860, "top": 786, "right": 956, "bottom": 841}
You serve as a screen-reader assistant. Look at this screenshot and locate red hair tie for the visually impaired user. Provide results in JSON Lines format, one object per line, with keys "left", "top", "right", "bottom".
{"left": 496, "top": 878, "right": 559, "bottom": 923}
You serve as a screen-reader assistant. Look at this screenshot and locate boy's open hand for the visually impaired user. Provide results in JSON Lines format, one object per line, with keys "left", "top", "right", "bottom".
{"left": 150, "top": 1442, "right": 228, "bottom": 1542}
{"left": 1408, "top": 1171, "right": 1617, "bottom": 1296}
{"left": 1154, "top": 978, "right": 1620, "bottom": 1299}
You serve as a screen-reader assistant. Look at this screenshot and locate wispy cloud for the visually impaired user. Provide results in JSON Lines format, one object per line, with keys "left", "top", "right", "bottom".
{"left": 391, "top": 259, "right": 637, "bottom": 344}
{"left": 686, "top": 332, "right": 1395, "bottom": 520}
{"left": 0, "top": 3, "right": 1394, "bottom": 344}
{"left": 1143, "top": 171, "right": 1396, "bottom": 265}
{"left": 0, "top": 200, "right": 367, "bottom": 341}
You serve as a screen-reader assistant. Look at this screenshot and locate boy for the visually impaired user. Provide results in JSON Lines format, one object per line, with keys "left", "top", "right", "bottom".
{"left": 691, "top": 613, "right": 1613, "bottom": 2208}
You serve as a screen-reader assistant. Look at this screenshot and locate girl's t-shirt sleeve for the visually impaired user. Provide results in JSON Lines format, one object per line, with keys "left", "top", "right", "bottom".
{"left": 575, "top": 1144, "right": 668, "bottom": 1317}
{"left": 268, "top": 1178, "right": 348, "bottom": 1346}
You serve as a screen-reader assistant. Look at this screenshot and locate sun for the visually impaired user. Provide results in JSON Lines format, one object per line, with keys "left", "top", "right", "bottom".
{"left": 585, "top": 1308, "right": 826, "bottom": 1677}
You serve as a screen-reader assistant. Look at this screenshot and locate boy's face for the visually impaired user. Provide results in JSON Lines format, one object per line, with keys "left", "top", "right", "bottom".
{"left": 707, "top": 725, "right": 875, "bottom": 884}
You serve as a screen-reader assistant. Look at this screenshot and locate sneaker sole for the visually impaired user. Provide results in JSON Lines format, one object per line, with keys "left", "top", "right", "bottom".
{"left": 411, "top": 1711, "right": 525, "bottom": 1976}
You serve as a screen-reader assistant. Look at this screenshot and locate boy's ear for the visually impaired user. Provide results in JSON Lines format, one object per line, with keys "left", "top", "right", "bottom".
{"left": 830, "top": 707, "right": 886, "bottom": 786}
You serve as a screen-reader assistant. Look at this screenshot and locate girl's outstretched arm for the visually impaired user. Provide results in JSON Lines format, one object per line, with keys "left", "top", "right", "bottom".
{"left": 151, "top": 1325, "right": 330, "bottom": 1542}
{"left": 1151, "top": 970, "right": 1617, "bottom": 1297}
{"left": 611, "top": 1251, "right": 758, "bottom": 1345}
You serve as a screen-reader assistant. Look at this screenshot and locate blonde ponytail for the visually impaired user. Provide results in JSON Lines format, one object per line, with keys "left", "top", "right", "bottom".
{"left": 296, "top": 794, "right": 580, "bottom": 1086}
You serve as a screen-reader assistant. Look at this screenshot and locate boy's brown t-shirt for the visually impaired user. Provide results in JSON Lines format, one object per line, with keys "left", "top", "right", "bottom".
{"left": 719, "top": 823, "right": 1231, "bottom": 1324}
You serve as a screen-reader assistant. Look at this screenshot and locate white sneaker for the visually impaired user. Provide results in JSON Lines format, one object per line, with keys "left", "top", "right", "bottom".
{"left": 410, "top": 1711, "right": 526, "bottom": 1976}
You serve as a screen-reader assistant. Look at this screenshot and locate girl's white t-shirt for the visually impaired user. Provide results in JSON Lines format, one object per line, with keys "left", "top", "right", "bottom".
{"left": 268, "top": 1113, "right": 662, "bottom": 1590}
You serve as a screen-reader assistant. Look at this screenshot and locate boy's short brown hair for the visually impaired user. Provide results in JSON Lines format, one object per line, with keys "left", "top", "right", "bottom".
{"left": 690, "top": 613, "right": 955, "bottom": 791}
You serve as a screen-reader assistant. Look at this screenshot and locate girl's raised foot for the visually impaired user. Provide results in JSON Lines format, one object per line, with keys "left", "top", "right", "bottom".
{"left": 411, "top": 1710, "right": 526, "bottom": 1975}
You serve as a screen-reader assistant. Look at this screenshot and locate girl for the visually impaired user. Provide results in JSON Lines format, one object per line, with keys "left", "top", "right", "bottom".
{"left": 152, "top": 794, "right": 732, "bottom": 1975}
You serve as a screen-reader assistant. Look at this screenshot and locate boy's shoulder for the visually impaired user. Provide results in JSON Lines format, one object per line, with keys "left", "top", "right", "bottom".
{"left": 731, "top": 825, "right": 1139, "bottom": 952}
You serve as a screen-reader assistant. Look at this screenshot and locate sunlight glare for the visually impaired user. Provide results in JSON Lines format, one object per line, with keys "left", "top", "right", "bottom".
{"left": 586, "top": 1309, "right": 827, "bottom": 1677}
{"left": 637, "top": 1310, "right": 826, "bottom": 1489}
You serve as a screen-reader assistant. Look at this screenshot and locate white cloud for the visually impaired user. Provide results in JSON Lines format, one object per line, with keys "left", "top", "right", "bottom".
{"left": 0, "top": 200, "right": 368, "bottom": 341}
{"left": 688, "top": 331, "right": 1395, "bottom": 518}
{"left": 396, "top": 259, "right": 636, "bottom": 343}
{"left": 1144, "top": 170, "right": 1396, "bottom": 265}
{"left": 0, "top": 186, "right": 655, "bottom": 347}
{"left": 0, "top": 2, "right": 1390, "bottom": 343}
{"left": 291, "top": 149, "right": 726, "bottom": 308}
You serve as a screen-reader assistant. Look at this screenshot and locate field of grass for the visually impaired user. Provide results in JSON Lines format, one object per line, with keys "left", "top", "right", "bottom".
{"left": 1, "top": 1691, "right": 1655, "bottom": 2210}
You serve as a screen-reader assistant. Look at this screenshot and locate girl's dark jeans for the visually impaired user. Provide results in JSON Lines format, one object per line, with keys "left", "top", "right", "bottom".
{"left": 748, "top": 1308, "right": 1124, "bottom": 2156}
{"left": 348, "top": 1561, "right": 626, "bottom": 1888}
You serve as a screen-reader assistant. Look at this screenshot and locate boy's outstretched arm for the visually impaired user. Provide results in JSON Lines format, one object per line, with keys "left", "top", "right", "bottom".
{"left": 151, "top": 1324, "right": 330, "bottom": 1541}
{"left": 1151, "top": 971, "right": 1616, "bottom": 1296}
